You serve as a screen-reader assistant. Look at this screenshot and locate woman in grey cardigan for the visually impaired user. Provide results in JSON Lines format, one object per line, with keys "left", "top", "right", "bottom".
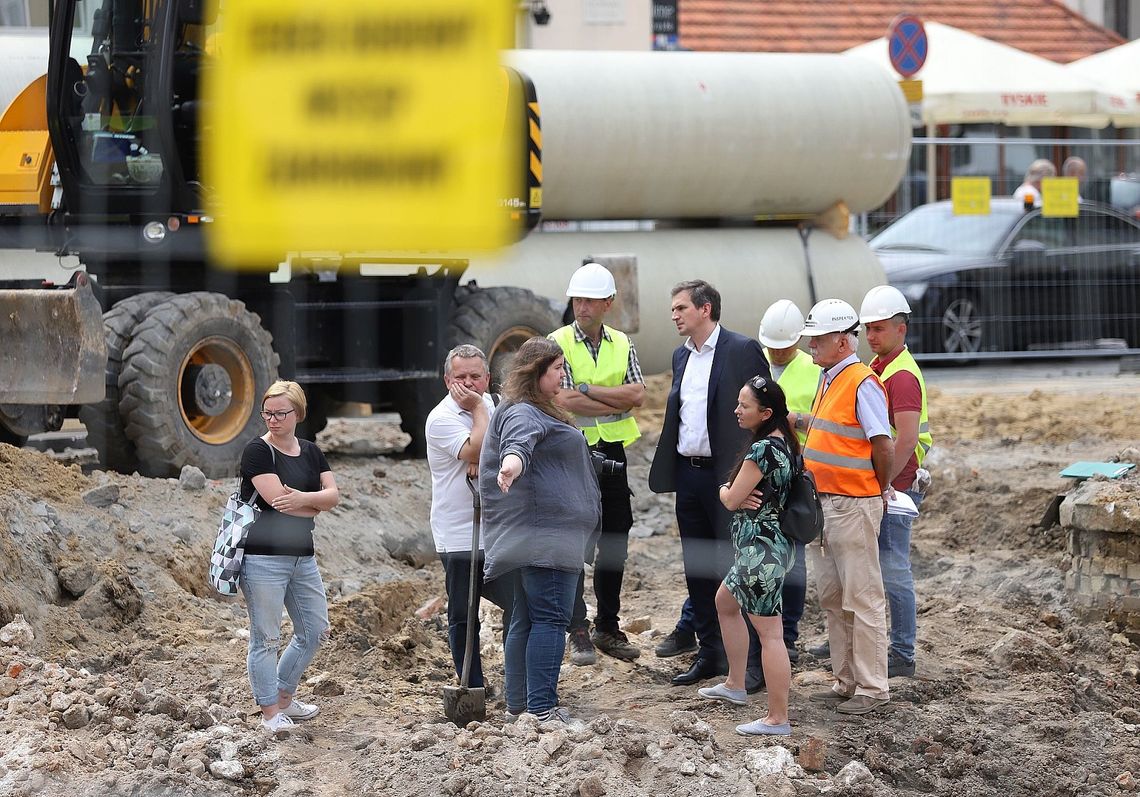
{"left": 479, "top": 337, "right": 601, "bottom": 725}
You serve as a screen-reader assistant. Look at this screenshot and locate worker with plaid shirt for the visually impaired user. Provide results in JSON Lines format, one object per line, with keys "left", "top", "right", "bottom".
{"left": 550, "top": 263, "right": 646, "bottom": 665}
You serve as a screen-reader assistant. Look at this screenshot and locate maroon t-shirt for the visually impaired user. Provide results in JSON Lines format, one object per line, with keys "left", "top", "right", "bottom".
{"left": 870, "top": 347, "right": 923, "bottom": 491}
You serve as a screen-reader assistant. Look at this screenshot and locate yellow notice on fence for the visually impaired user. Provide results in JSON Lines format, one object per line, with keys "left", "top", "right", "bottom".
{"left": 1041, "top": 177, "right": 1080, "bottom": 218}
{"left": 204, "top": 0, "right": 514, "bottom": 263}
{"left": 951, "top": 177, "right": 991, "bottom": 215}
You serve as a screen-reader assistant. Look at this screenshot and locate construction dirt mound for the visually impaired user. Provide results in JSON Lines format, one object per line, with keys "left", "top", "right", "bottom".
{"left": 0, "top": 366, "right": 1138, "bottom": 796}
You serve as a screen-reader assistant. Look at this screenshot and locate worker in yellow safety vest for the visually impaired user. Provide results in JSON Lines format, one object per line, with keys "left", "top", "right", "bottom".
{"left": 550, "top": 262, "right": 646, "bottom": 665}
{"left": 799, "top": 298, "right": 894, "bottom": 716}
{"left": 756, "top": 299, "right": 823, "bottom": 665}
{"left": 859, "top": 285, "right": 934, "bottom": 680}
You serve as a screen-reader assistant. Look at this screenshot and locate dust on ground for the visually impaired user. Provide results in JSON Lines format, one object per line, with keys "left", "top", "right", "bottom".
{"left": 0, "top": 365, "right": 1139, "bottom": 796}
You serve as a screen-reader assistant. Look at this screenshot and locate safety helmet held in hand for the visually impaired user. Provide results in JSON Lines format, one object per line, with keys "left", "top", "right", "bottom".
{"left": 758, "top": 299, "right": 805, "bottom": 349}
{"left": 566, "top": 262, "right": 616, "bottom": 299}
{"left": 859, "top": 285, "right": 912, "bottom": 324}
{"left": 800, "top": 298, "right": 860, "bottom": 337}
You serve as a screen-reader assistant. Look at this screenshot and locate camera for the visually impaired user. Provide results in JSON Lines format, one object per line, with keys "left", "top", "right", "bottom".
{"left": 589, "top": 449, "right": 625, "bottom": 477}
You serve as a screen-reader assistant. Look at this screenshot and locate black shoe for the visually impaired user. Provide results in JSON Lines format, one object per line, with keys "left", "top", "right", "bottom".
{"left": 670, "top": 658, "right": 727, "bottom": 686}
{"left": 808, "top": 641, "right": 830, "bottom": 659}
{"left": 745, "top": 667, "right": 766, "bottom": 695}
{"left": 888, "top": 654, "right": 916, "bottom": 678}
{"left": 655, "top": 629, "right": 698, "bottom": 658}
{"left": 785, "top": 642, "right": 800, "bottom": 664}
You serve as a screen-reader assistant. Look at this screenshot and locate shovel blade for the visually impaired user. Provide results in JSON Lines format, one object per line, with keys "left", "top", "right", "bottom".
{"left": 441, "top": 685, "right": 486, "bottom": 727}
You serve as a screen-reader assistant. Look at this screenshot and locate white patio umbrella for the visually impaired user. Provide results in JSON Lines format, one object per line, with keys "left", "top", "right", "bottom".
{"left": 844, "top": 21, "right": 1116, "bottom": 128}
{"left": 1067, "top": 39, "right": 1140, "bottom": 127}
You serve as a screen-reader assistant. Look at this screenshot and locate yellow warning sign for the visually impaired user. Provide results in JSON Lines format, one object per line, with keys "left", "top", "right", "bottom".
{"left": 1041, "top": 177, "right": 1080, "bottom": 218}
{"left": 204, "top": 0, "right": 515, "bottom": 262}
{"left": 898, "top": 79, "right": 924, "bottom": 103}
{"left": 951, "top": 177, "right": 991, "bottom": 215}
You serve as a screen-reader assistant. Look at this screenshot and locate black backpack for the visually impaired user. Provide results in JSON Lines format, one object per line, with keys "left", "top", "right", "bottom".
{"left": 762, "top": 436, "right": 825, "bottom": 545}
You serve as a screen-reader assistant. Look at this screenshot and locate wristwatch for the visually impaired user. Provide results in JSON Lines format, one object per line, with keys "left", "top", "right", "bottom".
{"left": 577, "top": 383, "right": 590, "bottom": 395}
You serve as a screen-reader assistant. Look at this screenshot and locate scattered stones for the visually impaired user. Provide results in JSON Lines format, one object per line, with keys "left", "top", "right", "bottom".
{"left": 410, "top": 730, "right": 436, "bottom": 751}
{"left": 1116, "top": 771, "right": 1136, "bottom": 790}
{"left": 148, "top": 692, "right": 186, "bottom": 720}
{"left": 58, "top": 561, "right": 96, "bottom": 598}
{"left": 990, "top": 630, "right": 1067, "bottom": 673}
{"left": 669, "top": 710, "right": 714, "bottom": 742}
{"left": 0, "top": 677, "right": 18, "bottom": 697}
{"left": 178, "top": 466, "right": 207, "bottom": 491}
{"left": 187, "top": 758, "right": 206, "bottom": 778}
{"left": 312, "top": 677, "right": 345, "bottom": 697}
{"left": 539, "top": 731, "right": 566, "bottom": 757}
{"left": 49, "top": 692, "right": 73, "bottom": 712}
{"left": 184, "top": 701, "right": 216, "bottom": 730}
{"left": 82, "top": 484, "right": 120, "bottom": 508}
{"left": 172, "top": 522, "right": 194, "bottom": 544}
{"left": 744, "top": 746, "right": 795, "bottom": 776}
{"left": 579, "top": 773, "right": 606, "bottom": 797}
{"left": 835, "top": 761, "right": 874, "bottom": 787}
{"left": 414, "top": 596, "right": 445, "bottom": 619}
{"left": 0, "top": 615, "right": 34, "bottom": 647}
{"left": 797, "top": 736, "right": 826, "bottom": 772}
{"left": 208, "top": 759, "right": 244, "bottom": 781}
{"left": 622, "top": 616, "right": 652, "bottom": 634}
{"left": 61, "top": 704, "right": 90, "bottom": 729}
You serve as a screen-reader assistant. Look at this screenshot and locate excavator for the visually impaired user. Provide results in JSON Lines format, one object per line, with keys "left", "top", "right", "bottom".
{"left": 0, "top": 0, "right": 543, "bottom": 476}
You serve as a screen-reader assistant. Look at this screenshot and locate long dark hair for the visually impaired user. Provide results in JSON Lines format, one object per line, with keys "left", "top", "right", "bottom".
{"left": 726, "top": 375, "right": 800, "bottom": 484}
{"left": 501, "top": 337, "right": 572, "bottom": 423}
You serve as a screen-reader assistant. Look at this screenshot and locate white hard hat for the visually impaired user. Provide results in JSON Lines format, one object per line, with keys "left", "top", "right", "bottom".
{"left": 758, "top": 300, "right": 805, "bottom": 349}
{"left": 859, "top": 285, "right": 912, "bottom": 324}
{"left": 800, "top": 298, "right": 860, "bottom": 337}
{"left": 566, "top": 262, "right": 616, "bottom": 299}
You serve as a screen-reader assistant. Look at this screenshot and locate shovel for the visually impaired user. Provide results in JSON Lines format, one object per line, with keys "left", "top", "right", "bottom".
{"left": 441, "top": 475, "right": 487, "bottom": 726}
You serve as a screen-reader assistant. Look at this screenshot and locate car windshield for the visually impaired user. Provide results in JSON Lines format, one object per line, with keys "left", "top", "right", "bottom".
{"left": 871, "top": 205, "right": 1017, "bottom": 256}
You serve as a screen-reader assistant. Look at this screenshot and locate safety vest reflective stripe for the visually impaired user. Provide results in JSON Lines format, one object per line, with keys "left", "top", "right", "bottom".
{"left": 549, "top": 324, "right": 641, "bottom": 447}
{"left": 804, "top": 362, "right": 883, "bottom": 497}
{"left": 774, "top": 349, "right": 821, "bottom": 447}
{"left": 810, "top": 417, "right": 868, "bottom": 440}
{"left": 877, "top": 346, "right": 933, "bottom": 467}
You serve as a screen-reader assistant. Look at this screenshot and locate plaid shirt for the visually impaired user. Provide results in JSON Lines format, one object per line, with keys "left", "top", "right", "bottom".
{"left": 559, "top": 322, "right": 644, "bottom": 389}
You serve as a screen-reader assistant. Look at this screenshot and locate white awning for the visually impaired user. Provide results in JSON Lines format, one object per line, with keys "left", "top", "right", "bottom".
{"left": 844, "top": 22, "right": 1117, "bottom": 129}
{"left": 1067, "top": 39, "right": 1140, "bottom": 128}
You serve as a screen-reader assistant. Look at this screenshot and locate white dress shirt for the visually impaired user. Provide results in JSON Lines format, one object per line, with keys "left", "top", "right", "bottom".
{"left": 822, "top": 353, "right": 892, "bottom": 440}
{"left": 677, "top": 324, "right": 721, "bottom": 457}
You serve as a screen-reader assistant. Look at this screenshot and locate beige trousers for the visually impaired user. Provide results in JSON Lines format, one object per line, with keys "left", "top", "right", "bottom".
{"left": 808, "top": 493, "right": 889, "bottom": 699}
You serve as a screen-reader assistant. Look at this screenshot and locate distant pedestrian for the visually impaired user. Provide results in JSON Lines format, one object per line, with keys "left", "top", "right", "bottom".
{"left": 426, "top": 344, "right": 513, "bottom": 690}
{"left": 799, "top": 300, "right": 895, "bottom": 716}
{"left": 479, "top": 337, "right": 601, "bottom": 726}
{"left": 1062, "top": 156, "right": 1087, "bottom": 202}
{"left": 238, "top": 380, "right": 339, "bottom": 734}
{"left": 1013, "top": 159, "right": 1056, "bottom": 208}
{"left": 860, "top": 287, "right": 934, "bottom": 679}
{"left": 697, "top": 376, "right": 798, "bottom": 737}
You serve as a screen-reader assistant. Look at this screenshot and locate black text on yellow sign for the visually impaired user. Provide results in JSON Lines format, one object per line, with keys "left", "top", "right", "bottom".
{"left": 204, "top": 0, "right": 516, "bottom": 263}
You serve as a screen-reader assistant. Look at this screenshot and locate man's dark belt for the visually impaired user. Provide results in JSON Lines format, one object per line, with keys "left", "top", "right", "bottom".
{"left": 679, "top": 455, "right": 714, "bottom": 469}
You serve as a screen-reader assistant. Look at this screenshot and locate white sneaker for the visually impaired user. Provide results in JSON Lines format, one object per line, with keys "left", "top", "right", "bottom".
{"left": 261, "top": 712, "right": 295, "bottom": 734}
{"left": 281, "top": 698, "right": 320, "bottom": 721}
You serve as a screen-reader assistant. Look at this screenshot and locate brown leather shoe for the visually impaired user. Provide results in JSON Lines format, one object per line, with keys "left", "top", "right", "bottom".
{"left": 836, "top": 695, "right": 890, "bottom": 715}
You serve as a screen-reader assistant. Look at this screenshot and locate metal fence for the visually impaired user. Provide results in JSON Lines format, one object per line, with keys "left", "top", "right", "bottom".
{"left": 857, "top": 134, "right": 1140, "bottom": 362}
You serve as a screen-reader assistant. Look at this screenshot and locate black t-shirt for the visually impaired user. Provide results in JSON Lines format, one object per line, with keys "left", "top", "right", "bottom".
{"left": 239, "top": 437, "right": 331, "bottom": 557}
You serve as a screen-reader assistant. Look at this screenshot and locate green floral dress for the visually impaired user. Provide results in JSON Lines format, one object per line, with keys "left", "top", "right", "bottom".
{"left": 723, "top": 437, "right": 796, "bottom": 617}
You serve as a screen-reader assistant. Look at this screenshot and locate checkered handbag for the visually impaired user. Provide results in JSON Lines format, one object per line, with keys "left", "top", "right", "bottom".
{"left": 208, "top": 442, "right": 274, "bottom": 596}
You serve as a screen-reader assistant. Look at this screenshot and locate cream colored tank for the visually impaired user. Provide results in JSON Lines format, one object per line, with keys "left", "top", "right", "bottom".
{"left": 467, "top": 226, "right": 885, "bottom": 374}
{"left": 505, "top": 50, "right": 911, "bottom": 221}
{"left": 0, "top": 31, "right": 88, "bottom": 117}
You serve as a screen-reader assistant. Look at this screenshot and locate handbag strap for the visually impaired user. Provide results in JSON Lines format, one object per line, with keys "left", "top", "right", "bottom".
{"left": 240, "top": 438, "right": 276, "bottom": 508}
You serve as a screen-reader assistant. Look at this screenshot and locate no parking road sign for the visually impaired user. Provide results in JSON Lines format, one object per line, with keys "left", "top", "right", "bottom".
{"left": 888, "top": 15, "right": 927, "bottom": 78}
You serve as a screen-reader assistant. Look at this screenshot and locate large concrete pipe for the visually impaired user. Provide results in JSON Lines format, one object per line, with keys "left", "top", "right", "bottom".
{"left": 505, "top": 50, "right": 912, "bottom": 221}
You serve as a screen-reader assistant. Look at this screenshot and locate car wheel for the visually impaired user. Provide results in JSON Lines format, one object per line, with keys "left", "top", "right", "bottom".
{"left": 938, "top": 294, "right": 983, "bottom": 357}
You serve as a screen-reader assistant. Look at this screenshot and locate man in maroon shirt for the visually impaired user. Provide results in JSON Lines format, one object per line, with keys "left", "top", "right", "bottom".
{"left": 860, "top": 286, "right": 934, "bottom": 678}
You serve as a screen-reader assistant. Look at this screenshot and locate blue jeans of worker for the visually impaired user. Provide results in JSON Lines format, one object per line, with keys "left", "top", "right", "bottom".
{"left": 240, "top": 555, "right": 329, "bottom": 706}
{"left": 878, "top": 490, "right": 924, "bottom": 664}
{"left": 503, "top": 566, "right": 578, "bottom": 715}
{"left": 439, "top": 551, "right": 514, "bottom": 689}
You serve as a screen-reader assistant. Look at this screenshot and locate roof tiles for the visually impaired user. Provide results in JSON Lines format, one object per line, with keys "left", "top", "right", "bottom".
{"left": 678, "top": 0, "right": 1125, "bottom": 62}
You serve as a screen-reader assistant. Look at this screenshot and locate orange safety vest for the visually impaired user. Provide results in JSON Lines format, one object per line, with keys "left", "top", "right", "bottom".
{"left": 804, "top": 362, "right": 884, "bottom": 498}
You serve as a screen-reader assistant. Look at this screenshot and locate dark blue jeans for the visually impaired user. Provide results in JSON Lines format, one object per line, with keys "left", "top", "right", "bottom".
{"left": 878, "top": 490, "right": 924, "bottom": 663}
{"left": 439, "top": 551, "right": 514, "bottom": 689}
{"left": 503, "top": 566, "right": 578, "bottom": 714}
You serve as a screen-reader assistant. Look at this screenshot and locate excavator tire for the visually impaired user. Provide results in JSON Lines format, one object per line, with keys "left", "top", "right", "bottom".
{"left": 78, "top": 291, "right": 172, "bottom": 473}
{"left": 449, "top": 285, "right": 562, "bottom": 392}
{"left": 118, "top": 292, "right": 279, "bottom": 478}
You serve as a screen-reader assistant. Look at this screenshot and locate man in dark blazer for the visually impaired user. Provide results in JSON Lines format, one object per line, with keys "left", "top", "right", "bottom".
{"left": 649, "top": 280, "right": 771, "bottom": 686}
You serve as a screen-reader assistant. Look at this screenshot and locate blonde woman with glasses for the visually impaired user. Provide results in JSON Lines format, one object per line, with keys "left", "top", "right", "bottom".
{"left": 238, "top": 380, "right": 339, "bottom": 734}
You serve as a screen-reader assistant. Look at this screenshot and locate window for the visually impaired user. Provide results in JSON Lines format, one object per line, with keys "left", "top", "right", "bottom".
{"left": 0, "top": 0, "right": 29, "bottom": 26}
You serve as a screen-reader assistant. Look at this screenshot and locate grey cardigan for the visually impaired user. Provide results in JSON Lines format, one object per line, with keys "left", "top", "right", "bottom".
{"left": 479, "top": 401, "right": 602, "bottom": 583}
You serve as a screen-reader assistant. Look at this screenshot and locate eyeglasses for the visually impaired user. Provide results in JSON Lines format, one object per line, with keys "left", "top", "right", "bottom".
{"left": 749, "top": 375, "right": 769, "bottom": 392}
{"left": 260, "top": 409, "right": 295, "bottom": 421}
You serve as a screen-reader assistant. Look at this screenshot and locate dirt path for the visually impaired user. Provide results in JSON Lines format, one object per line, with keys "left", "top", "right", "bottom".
{"left": 0, "top": 364, "right": 1138, "bottom": 796}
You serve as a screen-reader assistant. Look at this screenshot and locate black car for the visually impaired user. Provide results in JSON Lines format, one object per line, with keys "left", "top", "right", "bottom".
{"left": 872, "top": 199, "right": 1140, "bottom": 358}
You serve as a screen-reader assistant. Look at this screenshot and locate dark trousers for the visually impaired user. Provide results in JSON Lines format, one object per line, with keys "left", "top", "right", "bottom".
{"left": 674, "top": 539, "right": 807, "bottom": 648}
{"left": 439, "top": 551, "right": 514, "bottom": 689}
{"left": 570, "top": 441, "right": 633, "bottom": 634}
{"left": 674, "top": 458, "right": 734, "bottom": 665}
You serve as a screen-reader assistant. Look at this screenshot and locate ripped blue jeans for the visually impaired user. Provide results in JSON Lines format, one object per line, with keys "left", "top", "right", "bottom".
{"left": 240, "top": 555, "right": 330, "bottom": 706}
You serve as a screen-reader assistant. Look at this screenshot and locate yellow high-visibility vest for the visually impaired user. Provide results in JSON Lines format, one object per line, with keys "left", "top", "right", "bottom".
{"left": 876, "top": 346, "right": 933, "bottom": 466}
{"left": 549, "top": 325, "right": 640, "bottom": 447}
{"left": 774, "top": 349, "right": 822, "bottom": 446}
